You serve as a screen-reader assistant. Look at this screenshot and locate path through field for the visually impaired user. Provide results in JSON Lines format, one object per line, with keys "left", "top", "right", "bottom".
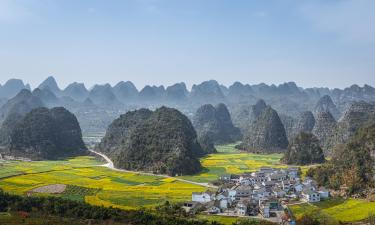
{"left": 89, "top": 149, "right": 217, "bottom": 188}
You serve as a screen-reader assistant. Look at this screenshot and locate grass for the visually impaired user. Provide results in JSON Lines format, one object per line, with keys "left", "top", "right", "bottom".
{"left": 289, "top": 198, "right": 375, "bottom": 222}
{"left": 0, "top": 212, "right": 125, "bottom": 225}
{"left": 197, "top": 214, "right": 260, "bottom": 225}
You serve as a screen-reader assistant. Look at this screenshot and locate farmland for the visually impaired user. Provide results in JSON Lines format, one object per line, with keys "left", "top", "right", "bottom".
{"left": 0, "top": 143, "right": 317, "bottom": 210}
{"left": 181, "top": 143, "right": 313, "bottom": 183}
{"left": 0, "top": 156, "right": 206, "bottom": 210}
{"left": 289, "top": 198, "right": 375, "bottom": 222}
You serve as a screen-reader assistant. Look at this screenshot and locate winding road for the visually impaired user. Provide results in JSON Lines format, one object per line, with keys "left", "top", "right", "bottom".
{"left": 89, "top": 149, "right": 217, "bottom": 188}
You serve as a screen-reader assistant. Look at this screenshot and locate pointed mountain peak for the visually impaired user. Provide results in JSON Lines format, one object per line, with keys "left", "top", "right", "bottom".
{"left": 38, "top": 76, "right": 60, "bottom": 94}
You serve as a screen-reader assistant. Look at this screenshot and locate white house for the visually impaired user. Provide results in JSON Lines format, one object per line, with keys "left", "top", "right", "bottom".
{"left": 192, "top": 192, "right": 212, "bottom": 203}
{"left": 259, "top": 202, "right": 270, "bottom": 218}
{"left": 219, "top": 198, "right": 229, "bottom": 209}
{"left": 287, "top": 167, "right": 299, "bottom": 179}
{"left": 318, "top": 187, "right": 330, "bottom": 199}
{"left": 236, "top": 201, "right": 248, "bottom": 216}
{"left": 301, "top": 190, "right": 320, "bottom": 203}
{"left": 228, "top": 189, "right": 237, "bottom": 201}
{"left": 294, "top": 184, "right": 303, "bottom": 192}
{"left": 208, "top": 206, "right": 221, "bottom": 214}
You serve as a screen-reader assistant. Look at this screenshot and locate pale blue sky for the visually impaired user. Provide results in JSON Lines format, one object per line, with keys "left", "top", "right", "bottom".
{"left": 0, "top": 0, "right": 374, "bottom": 89}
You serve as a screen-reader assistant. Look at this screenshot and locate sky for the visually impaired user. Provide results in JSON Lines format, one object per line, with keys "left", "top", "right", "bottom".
{"left": 0, "top": 0, "right": 374, "bottom": 90}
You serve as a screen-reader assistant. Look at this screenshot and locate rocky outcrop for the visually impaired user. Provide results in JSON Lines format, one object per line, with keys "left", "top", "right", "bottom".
{"left": 112, "top": 81, "right": 138, "bottom": 103}
{"left": 138, "top": 85, "right": 165, "bottom": 102}
{"left": 227, "top": 82, "right": 254, "bottom": 102}
{"left": 279, "top": 114, "right": 295, "bottom": 141}
{"left": 0, "top": 79, "right": 30, "bottom": 99}
{"left": 32, "top": 88, "right": 60, "bottom": 107}
{"left": 331, "top": 101, "right": 375, "bottom": 147}
{"left": 314, "top": 95, "right": 341, "bottom": 120}
{"left": 97, "top": 107, "right": 203, "bottom": 176}
{"left": 7, "top": 107, "right": 86, "bottom": 160}
{"left": 193, "top": 103, "right": 241, "bottom": 148}
{"left": 165, "top": 83, "right": 188, "bottom": 102}
{"left": 38, "top": 76, "right": 61, "bottom": 96}
{"left": 241, "top": 106, "right": 289, "bottom": 153}
{"left": 231, "top": 99, "right": 268, "bottom": 133}
{"left": 282, "top": 132, "right": 325, "bottom": 165}
{"left": 190, "top": 80, "right": 225, "bottom": 104}
{"left": 312, "top": 111, "right": 337, "bottom": 154}
{"left": 87, "top": 84, "right": 120, "bottom": 107}
{"left": 63, "top": 82, "right": 89, "bottom": 101}
{"left": 0, "top": 89, "right": 44, "bottom": 123}
{"left": 294, "top": 111, "right": 315, "bottom": 134}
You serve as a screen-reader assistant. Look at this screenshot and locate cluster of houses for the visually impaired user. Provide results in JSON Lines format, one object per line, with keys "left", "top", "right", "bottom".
{"left": 184, "top": 167, "right": 329, "bottom": 218}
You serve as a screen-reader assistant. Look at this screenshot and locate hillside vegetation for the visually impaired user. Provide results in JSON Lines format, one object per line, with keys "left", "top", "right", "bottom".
{"left": 307, "top": 123, "right": 375, "bottom": 195}
{"left": 6, "top": 107, "right": 86, "bottom": 160}
{"left": 97, "top": 107, "right": 204, "bottom": 176}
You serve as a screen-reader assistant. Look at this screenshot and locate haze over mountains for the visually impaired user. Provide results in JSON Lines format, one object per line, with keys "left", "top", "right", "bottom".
{"left": 1, "top": 76, "right": 375, "bottom": 158}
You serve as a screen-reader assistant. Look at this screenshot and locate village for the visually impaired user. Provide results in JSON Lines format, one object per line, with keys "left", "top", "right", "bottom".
{"left": 183, "top": 167, "right": 330, "bottom": 222}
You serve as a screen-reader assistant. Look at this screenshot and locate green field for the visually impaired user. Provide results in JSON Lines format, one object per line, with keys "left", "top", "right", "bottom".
{"left": 289, "top": 198, "right": 375, "bottom": 222}
{"left": 0, "top": 156, "right": 206, "bottom": 210}
{"left": 181, "top": 143, "right": 312, "bottom": 183}
{"left": 197, "top": 214, "right": 259, "bottom": 225}
{"left": 0, "top": 143, "right": 315, "bottom": 209}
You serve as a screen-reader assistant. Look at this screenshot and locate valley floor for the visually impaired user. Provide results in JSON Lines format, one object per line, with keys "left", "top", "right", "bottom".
{"left": 0, "top": 143, "right": 374, "bottom": 223}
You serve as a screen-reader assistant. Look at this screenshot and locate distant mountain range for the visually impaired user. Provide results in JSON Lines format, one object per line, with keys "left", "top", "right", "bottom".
{"left": 2, "top": 77, "right": 375, "bottom": 111}
{"left": 1, "top": 76, "right": 375, "bottom": 156}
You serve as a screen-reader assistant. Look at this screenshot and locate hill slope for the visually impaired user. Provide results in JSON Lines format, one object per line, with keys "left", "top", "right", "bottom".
{"left": 97, "top": 107, "right": 203, "bottom": 176}
{"left": 7, "top": 107, "right": 86, "bottom": 160}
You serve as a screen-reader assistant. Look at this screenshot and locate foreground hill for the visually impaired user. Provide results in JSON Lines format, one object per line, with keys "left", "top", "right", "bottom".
{"left": 282, "top": 132, "right": 325, "bottom": 165}
{"left": 97, "top": 107, "right": 204, "bottom": 176}
{"left": 307, "top": 122, "right": 375, "bottom": 196}
{"left": 5, "top": 107, "right": 86, "bottom": 160}
{"left": 0, "top": 89, "right": 44, "bottom": 145}
{"left": 240, "top": 102, "right": 289, "bottom": 153}
{"left": 193, "top": 103, "right": 241, "bottom": 151}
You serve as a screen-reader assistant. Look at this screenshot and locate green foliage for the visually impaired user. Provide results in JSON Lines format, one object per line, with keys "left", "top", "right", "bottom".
{"left": 307, "top": 123, "right": 375, "bottom": 194}
{"left": 282, "top": 132, "right": 325, "bottom": 165}
{"left": 99, "top": 107, "right": 204, "bottom": 176}
{"left": 296, "top": 210, "right": 338, "bottom": 225}
{"left": 235, "top": 220, "right": 276, "bottom": 225}
{"left": 0, "top": 189, "right": 222, "bottom": 225}
{"left": 241, "top": 106, "right": 288, "bottom": 153}
{"left": 8, "top": 107, "right": 86, "bottom": 160}
{"left": 193, "top": 103, "right": 241, "bottom": 147}
{"left": 63, "top": 185, "right": 100, "bottom": 198}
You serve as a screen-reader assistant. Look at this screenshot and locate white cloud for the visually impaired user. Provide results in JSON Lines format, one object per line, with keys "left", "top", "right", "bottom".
{"left": 301, "top": 0, "right": 375, "bottom": 44}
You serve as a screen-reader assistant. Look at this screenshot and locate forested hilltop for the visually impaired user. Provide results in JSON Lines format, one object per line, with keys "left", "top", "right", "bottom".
{"left": 0, "top": 107, "right": 86, "bottom": 160}
{"left": 97, "top": 107, "right": 204, "bottom": 176}
{"left": 307, "top": 122, "right": 375, "bottom": 197}
{"left": 2, "top": 77, "right": 375, "bottom": 136}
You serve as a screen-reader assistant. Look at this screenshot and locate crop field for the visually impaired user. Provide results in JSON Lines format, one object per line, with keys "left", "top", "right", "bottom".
{"left": 197, "top": 214, "right": 255, "bottom": 225}
{"left": 289, "top": 198, "right": 375, "bottom": 222}
{"left": 0, "top": 156, "right": 206, "bottom": 210}
{"left": 181, "top": 143, "right": 313, "bottom": 183}
{"left": 0, "top": 143, "right": 319, "bottom": 210}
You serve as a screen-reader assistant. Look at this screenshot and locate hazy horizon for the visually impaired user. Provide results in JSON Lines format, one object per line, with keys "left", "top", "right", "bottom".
{"left": 1, "top": 0, "right": 374, "bottom": 89}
